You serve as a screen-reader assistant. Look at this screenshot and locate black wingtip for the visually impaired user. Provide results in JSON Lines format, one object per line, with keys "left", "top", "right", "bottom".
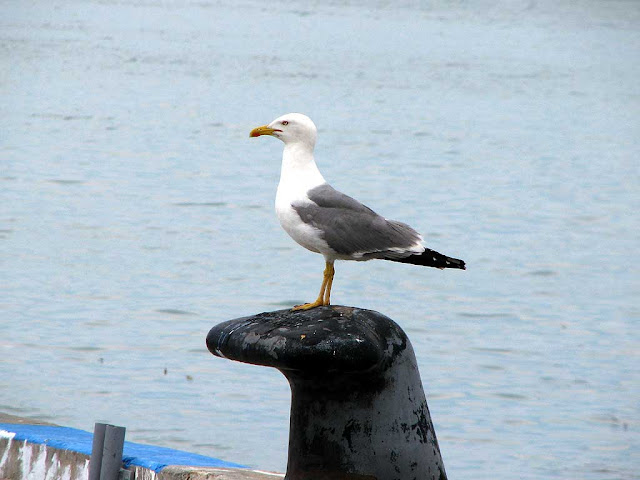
{"left": 445, "top": 257, "right": 466, "bottom": 270}
{"left": 389, "top": 248, "right": 466, "bottom": 270}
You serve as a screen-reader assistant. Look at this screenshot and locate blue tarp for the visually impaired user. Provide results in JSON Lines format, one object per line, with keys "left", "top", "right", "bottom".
{"left": 0, "top": 423, "right": 246, "bottom": 472}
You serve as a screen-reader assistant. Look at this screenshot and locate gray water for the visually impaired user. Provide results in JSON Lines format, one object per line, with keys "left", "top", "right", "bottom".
{"left": 1, "top": 1, "right": 639, "bottom": 478}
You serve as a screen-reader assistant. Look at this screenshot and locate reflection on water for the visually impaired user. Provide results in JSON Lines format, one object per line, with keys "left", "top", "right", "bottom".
{"left": 1, "top": 1, "right": 639, "bottom": 479}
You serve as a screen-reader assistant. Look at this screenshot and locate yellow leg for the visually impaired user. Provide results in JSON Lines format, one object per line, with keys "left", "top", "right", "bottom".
{"left": 293, "top": 261, "right": 335, "bottom": 311}
{"left": 323, "top": 263, "right": 334, "bottom": 305}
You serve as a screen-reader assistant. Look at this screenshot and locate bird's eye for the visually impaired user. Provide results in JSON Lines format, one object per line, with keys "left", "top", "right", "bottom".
{"left": 281, "top": 120, "right": 289, "bottom": 126}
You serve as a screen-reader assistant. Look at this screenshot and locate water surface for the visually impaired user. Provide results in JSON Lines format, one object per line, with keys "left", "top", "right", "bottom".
{"left": 1, "top": 1, "right": 638, "bottom": 478}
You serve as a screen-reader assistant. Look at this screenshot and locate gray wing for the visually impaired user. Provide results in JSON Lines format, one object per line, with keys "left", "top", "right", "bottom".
{"left": 292, "top": 183, "right": 422, "bottom": 259}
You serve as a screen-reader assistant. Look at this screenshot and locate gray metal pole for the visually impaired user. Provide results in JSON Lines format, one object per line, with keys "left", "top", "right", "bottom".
{"left": 89, "top": 423, "right": 107, "bottom": 480}
{"left": 100, "top": 424, "right": 126, "bottom": 480}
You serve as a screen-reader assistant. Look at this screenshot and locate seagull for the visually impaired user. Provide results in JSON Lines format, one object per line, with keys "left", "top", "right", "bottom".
{"left": 250, "top": 113, "right": 465, "bottom": 310}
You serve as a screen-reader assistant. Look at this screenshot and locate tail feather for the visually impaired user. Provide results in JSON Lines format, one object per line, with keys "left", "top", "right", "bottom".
{"left": 388, "top": 248, "right": 466, "bottom": 270}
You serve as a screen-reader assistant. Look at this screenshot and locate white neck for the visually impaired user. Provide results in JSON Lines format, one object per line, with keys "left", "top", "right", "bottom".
{"left": 278, "top": 143, "right": 326, "bottom": 191}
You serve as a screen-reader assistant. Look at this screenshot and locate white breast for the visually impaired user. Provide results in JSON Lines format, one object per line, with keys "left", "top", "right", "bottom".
{"left": 275, "top": 146, "right": 334, "bottom": 256}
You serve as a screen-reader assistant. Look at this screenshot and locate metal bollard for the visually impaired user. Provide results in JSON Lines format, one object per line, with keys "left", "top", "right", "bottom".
{"left": 89, "top": 423, "right": 107, "bottom": 480}
{"left": 89, "top": 423, "right": 127, "bottom": 480}
{"left": 206, "top": 306, "right": 448, "bottom": 480}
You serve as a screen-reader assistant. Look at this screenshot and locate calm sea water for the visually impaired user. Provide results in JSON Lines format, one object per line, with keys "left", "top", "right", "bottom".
{"left": 1, "top": 1, "right": 639, "bottom": 478}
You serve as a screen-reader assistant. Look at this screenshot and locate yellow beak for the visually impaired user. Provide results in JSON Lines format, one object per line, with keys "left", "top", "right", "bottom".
{"left": 249, "top": 125, "right": 278, "bottom": 137}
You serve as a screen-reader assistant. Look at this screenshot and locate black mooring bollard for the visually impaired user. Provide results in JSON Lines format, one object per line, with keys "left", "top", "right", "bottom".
{"left": 206, "top": 306, "right": 447, "bottom": 480}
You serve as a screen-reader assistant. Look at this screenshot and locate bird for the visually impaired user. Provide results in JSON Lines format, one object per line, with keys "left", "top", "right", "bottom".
{"left": 250, "top": 113, "right": 465, "bottom": 310}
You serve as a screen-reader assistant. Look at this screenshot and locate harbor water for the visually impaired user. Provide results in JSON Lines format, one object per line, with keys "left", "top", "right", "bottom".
{"left": 1, "top": 1, "right": 638, "bottom": 478}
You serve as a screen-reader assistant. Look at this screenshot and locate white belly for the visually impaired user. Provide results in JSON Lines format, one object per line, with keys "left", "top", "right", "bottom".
{"left": 275, "top": 149, "right": 333, "bottom": 256}
{"left": 275, "top": 198, "right": 334, "bottom": 256}
{"left": 275, "top": 175, "right": 336, "bottom": 257}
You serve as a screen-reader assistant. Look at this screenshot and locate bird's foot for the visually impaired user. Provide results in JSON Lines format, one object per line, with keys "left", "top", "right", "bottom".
{"left": 292, "top": 299, "right": 327, "bottom": 311}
